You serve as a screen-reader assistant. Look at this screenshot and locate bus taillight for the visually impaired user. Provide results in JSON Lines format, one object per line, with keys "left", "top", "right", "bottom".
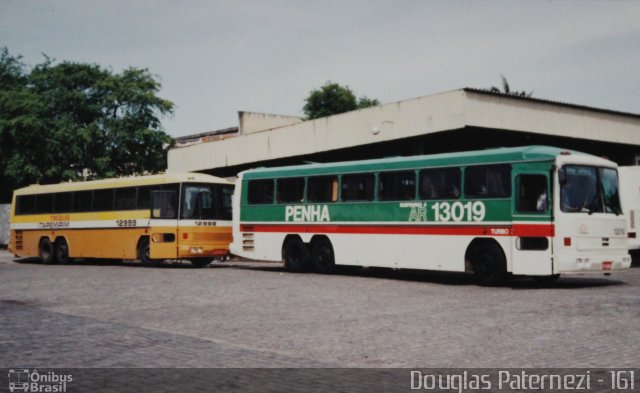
{"left": 564, "top": 237, "right": 572, "bottom": 246}
{"left": 602, "top": 261, "right": 613, "bottom": 270}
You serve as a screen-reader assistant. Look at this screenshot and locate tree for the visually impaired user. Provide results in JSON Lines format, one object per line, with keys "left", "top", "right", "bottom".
{"left": 303, "top": 82, "right": 380, "bottom": 120}
{"left": 0, "top": 48, "right": 174, "bottom": 203}
{"left": 490, "top": 74, "right": 533, "bottom": 97}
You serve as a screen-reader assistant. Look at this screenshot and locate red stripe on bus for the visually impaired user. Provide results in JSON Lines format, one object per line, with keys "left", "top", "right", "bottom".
{"left": 240, "top": 223, "right": 554, "bottom": 237}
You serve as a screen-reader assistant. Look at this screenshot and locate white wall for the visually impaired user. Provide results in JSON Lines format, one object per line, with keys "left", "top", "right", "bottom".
{"left": 0, "top": 204, "right": 10, "bottom": 246}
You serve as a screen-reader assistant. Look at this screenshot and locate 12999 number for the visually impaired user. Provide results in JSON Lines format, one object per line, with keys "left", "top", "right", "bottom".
{"left": 116, "top": 219, "right": 137, "bottom": 227}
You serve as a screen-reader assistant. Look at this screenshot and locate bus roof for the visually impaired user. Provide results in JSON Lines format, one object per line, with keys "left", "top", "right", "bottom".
{"left": 242, "top": 145, "right": 609, "bottom": 179}
{"left": 13, "top": 172, "right": 233, "bottom": 195}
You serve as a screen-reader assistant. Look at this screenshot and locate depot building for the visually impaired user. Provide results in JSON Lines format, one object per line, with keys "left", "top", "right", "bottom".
{"left": 167, "top": 88, "right": 640, "bottom": 177}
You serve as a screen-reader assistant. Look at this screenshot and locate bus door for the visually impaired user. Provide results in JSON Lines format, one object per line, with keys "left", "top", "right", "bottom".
{"left": 149, "top": 189, "right": 179, "bottom": 259}
{"left": 511, "top": 171, "right": 554, "bottom": 275}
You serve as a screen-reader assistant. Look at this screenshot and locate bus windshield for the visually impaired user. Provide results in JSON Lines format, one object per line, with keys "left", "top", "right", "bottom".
{"left": 560, "top": 165, "right": 622, "bottom": 214}
{"left": 182, "top": 184, "right": 233, "bottom": 220}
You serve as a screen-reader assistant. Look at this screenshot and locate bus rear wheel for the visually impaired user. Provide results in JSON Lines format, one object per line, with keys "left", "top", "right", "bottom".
{"left": 311, "top": 238, "right": 335, "bottom": 274}
{"left": 54, "top": 237, "right": 71, "bottom": 264}
{"left": 470, "top": 242, "right": 507, "bottom": 286}
{"left": 39, "top": 238, "right": 55, "bottom": 264}
{"left": 283, "top": 237, "right": 310, "bottom": 272}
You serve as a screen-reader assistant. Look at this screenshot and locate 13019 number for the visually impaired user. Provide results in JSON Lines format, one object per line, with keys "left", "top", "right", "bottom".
{"left": 431, "top": 201, "right": 486, "bottom": 222}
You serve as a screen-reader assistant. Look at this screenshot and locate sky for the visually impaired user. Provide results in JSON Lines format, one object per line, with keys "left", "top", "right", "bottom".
{"left": 1, "top": 0, "right": 639, "bottom": 137}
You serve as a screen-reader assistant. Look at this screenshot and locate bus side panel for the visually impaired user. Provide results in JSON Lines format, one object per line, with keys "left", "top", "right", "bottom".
{"left": 149, "top": 225, "right": 178, "bottom": 259}
{"left": 13, "top": 228, "right": 146, "bottom": 260}
{"left": 11, "top": 229, "right": 45, "bottom": 258}
{"left": 510, "top": 237, "right": 553, "bottom": 275}
{"left": 246, "top": 230, "right": 516, "bottom": 274}
{"left": 65, "top": 228, "right": 145, "bottom": 259}
{"left": 242, "top": 232, "right": 286, "bottom": 261}
{"left": 329, "top": 233, "right": 470, "bottom": 271}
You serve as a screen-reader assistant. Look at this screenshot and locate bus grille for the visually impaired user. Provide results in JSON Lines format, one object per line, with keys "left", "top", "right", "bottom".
{"left": 630, "top": 210, "right": 636, "bottom": 230}
{"left": 191, "top": 233, "right": 232, "bottom": 242}
{"left": 13, "top": 231, "right": 23, "bottom": 250}
{"left": 242, "top": 232, "right": 254, "bottom": 251}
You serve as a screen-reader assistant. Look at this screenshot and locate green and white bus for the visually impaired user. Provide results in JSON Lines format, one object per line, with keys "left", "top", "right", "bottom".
{"left": 230, "top": 146, "right": 632, "bottom": 284}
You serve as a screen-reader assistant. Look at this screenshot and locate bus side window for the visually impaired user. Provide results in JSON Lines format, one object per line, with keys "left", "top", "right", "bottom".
{"left": 114, "top": 187, "right": 138, "bottom": 210}
{"left": 53, "top": 192, "right": 73, "bottom": 213}
{"left": 94, "top": 189, "right": 114, "bottom": 211}
{"left": 341, "top": 173, "right": 375, "bottom": 202}
{"left": 517, "top": 175, "right": 548, "bottom": 213}
{"left": 379, "top": 171, "right": 416, "bottom": 201}
{"left": 16, "top": 195, "right": 36, "bottom": 215}
{"left": 465, "top": 165, "right": 511, "bottom": 198}
{"left": 247, "top": 179, "right": 274, "bottom": 204}
{"left": 137, "top": 186, "right": 152, "bottom": 210}
{"left": 35, "top": 194, "right": 53, "bottom": 214}
{"left": 419, "top": 168, "right": 461, "bottom": 200}
{"left": 308, "top": 176, "right": 338, "bottom": 203}
{"left": 276, "top": 178, "right": 305, "bottom": 203}
{"left": 151, "top": 190, "right": 177, "bottom": 219}
{"left": 73, "top": 191, "right": 92, "bottom": 212}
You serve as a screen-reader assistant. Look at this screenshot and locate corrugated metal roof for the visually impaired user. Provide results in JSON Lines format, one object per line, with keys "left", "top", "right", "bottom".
{"left": 174, "top": 127, "right": 238, "bottom": 143}
{"left": 463, "top": 88, "right": 640, "bottom": 119}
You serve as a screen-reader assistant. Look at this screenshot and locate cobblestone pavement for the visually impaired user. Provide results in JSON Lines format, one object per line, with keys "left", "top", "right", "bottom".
{"left": 1, "top": 249, "right": 639, "bottom": 369}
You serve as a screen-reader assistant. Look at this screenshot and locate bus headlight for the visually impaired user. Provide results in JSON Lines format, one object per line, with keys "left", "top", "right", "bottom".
{"left": 190, "top": 247, "right": 203, "bottom": 254}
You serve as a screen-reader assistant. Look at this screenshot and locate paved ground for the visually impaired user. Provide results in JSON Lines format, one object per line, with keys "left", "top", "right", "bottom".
{"left": 0, "top": 249, "right": 639, "bottom": 369}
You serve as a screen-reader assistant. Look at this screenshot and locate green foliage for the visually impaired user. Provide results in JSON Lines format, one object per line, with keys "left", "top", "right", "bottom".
{"left": 0, "top": 47, "right": 174, "bottom": 202}
{"left": 490, "top": 74, "right": 533, "bottom": 97}
{"left": 303, "top": 82, "right": 380, "bottom": 120}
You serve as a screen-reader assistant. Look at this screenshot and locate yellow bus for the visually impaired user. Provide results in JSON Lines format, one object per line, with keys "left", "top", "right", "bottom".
{"left": 8, "top": 173, "right": 234, "bottom": 267}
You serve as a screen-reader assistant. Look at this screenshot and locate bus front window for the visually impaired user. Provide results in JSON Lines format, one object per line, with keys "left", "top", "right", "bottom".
{"left": 560, "top": 165, "right": 621, "bottom": 214}
{"left": 182, "top": 185, "right": 215, "bottom": 220}
{"left": 600, "top": 167, "right": 622, "bottom": 214}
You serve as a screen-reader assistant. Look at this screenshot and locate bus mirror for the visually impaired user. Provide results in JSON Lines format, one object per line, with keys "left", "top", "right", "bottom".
{"left": 558, "top": 168, "right": 566, "bottom": 185}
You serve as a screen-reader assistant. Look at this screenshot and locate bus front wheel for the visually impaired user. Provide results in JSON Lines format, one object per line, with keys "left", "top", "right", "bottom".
{"left": 283, "top": 237, "right": 310, "bottom": 272}
{"left": 137, "top": 238, "right": 157, "bottom": 266}
{"left": 39, "top": 238, "right": 55, "bottom": 264}
{"left": 311, "top": 237, "right": 335, "bottom": 274}
{"left": 54, "top": 237, "right": 71, "bottom": 264}
{"left": 470, "top": 242, "right": 507, "bottom": 286}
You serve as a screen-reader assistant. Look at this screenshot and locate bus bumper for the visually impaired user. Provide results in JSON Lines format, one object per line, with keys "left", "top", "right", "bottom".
{"left": 178, "top": 245, "right": 228, "bottom": 259}
{"left": 555, "top": 253, "right": 632, "bottom": 274}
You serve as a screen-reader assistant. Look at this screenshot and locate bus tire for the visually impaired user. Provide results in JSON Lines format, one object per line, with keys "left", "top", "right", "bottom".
{"left": 311, "top": 237, "right": 335, "bottom": 274}
{"left": 39, "top": 237, "right": 55, "bottom": 265}
{"left": 283, "top": 237, "right": 310, "bottom": 272}
{"left": 191, "top": 258, "right": 212, "bottom": 268}
{"left": 470, "top": 241, "right": 507, "bottom": 286}
{"left": 137, "top": 237, "right": 157, "bottom": 266}
{"left": 54, "top": 237, "right": 71, "bottom": 264}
